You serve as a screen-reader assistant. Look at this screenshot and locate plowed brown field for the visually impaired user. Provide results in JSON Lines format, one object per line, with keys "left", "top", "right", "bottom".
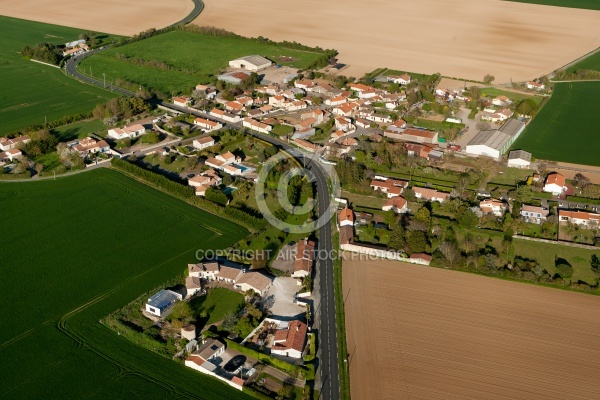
{"left": 343, "top": 256, "right": 600, "bottom": 400}
{"left": 196, "top": 0, "right": 600, "bottom": 83}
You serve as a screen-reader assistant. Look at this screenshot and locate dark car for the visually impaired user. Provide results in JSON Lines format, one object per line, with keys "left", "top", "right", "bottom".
{"left": 223, "top": 355, "right": 246, "bottom": 373}
{"left": 187, "top": 173, "right": 195, "bottom": 178}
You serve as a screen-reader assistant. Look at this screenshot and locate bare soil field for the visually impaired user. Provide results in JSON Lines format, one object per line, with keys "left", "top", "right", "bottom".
{"left": 0, "top": 0, "right": 194, "bottom": 36}
{"left": 196, "top": 0, "right": 600, "bottom": 83}
{"left": 343, "top": 256, "right": 600, "bottom": 400}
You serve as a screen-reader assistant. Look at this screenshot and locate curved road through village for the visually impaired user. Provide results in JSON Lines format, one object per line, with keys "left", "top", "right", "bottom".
{"left": 62, "top": 2, "right": 342, "bottom": 398}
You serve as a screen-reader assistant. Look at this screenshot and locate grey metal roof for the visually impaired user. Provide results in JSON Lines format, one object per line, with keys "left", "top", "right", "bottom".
{"left": 467, "top": 129, "right": 511, "bottom": 151}
{"left": 498, "top": 119, "right": 526, "bottom": 137}
{"left": 508, "top": 149, "right": 531, "bottom": 161}
{"left": 233, "top": 55, "right": 271, "bottom": 67}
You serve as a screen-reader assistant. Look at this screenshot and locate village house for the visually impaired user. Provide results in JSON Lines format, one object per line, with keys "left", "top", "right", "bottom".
{"left": 185, "top": 339, "right": 244, "bottom": 391}
{"left": 107, "top": 124, "right": 146, "bottom": 140}
{"left": 291, "top": 239, "right": 316, "bottom": 279}
{"left": 173, "top": 96, "right": 192, "bottom": 107}
{"left": 145, "top": 289, "right": 183, "bottom": 317}
{"left": 1, "top": 149, "right": 22, "bottom": 162}
{"left": 215, "top": 265, "right": 243, "bottom": 283}
{"left": 188, "top": 261, "right": 221, "bottom": 281}
{"left": 234, "top": 271, "right": 273, "bottom": 296}
{"left": 382, "top": 196, "right": 408, "bottom": 214}
{"left": 479, "top": 199, "right": 508, "bottom": 216}
{"left": 0, "top": 135, "right": 31, "bottom": 151}
{"left": 195, "top": 84, "right": 217, "bottom": 99}
{"left": 188, "top": 170, "right": 221, "bottom": 196}
{"left": 229, "top": 55, "right": 272, "bottom": 72}
{"left": 210, "top": 108, "right": 241, "bottom": 123}
{"left": 67, "top": 137, "right": 110, "bottom": 156}
{"left": 268, "top": 95, "right": 285, "bottom": 108}
{"left": 325, "top": 95, "right": 347, "bottom": 106}
{"left": 242, "top": 118, "right": 272, "bottom": 134}
{"left": 407, "top": 253, "right": 432, "bottom": 266}
{"left": 507, "top": 150, "right": 532, "bottom": 169}
{"left": 370, "top": 176, "right": 408, "bottom": 198}
{"left": 293, "top": 138, "right": 320, "bottom": 153}
{"left": 294, "top": 80, "right": 315, "bottom": 90}
{"left": 235, "top": 96, "right": 254, "bottom": 107}
{"left": 339, "top": 205, "right": 355, "bottom": 227}
{"left": 185, "top": 276, "right": 202, "bottom": 298}
{"left": 558, "top": 210, "right": 600, "bottom": 228}
{"left": 492, "top": 95, "right": 512, "bottom": 107}
{"left": 543, "top": 173, "right": 567, "bottom": 196}
{"left": 217, "top": 71, "right": 252, "bottom": 85}
{"left": 324, "top": 142, "right": 352, "bottom": 158}
{"left": 334, "top": 116, "right": 353, "bottom": 132}
{"left": 386, "top": 74, "right": 411, "bottom": 85}
{"left": 413, "top": 187, "right": 450, "bottom": 203}
{"left": 194, "top": 118, "right": 222, "bottom": 132}
{"left": 526, "top": 81, "right": 545, "bottom": 90}
{"left": 271, "top": 320, "right": 308, "bottom": 359}
{"left": 332, "top": 103, "right": 358, "bottom": 117}
{"left": 355, "top": 118, "right": 371, "bottom": 129}
{"left": 481, "top": 108, "right": 513, "bottom": 123}
{"left": 225, "top": 101, "right": 244, "bottom": 112}
{"left": 192, "top": 136, "right": 216, "bottom": 150}
{"left": 62, "top": 42, "right": 89, "bottom": 57}
{"left": 366, "top": 113, "right": 393, "bottom": 124}
{"left": 520, "top": 204, "right": 549, "bottom": 224}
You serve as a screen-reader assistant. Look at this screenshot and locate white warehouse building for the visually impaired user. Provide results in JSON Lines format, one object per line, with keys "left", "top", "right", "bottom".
{"left": 465, "top": 119, "right": 526, "bottom": 159}
{"left": 228, "top": 55, "right": 272, "bottom": 72}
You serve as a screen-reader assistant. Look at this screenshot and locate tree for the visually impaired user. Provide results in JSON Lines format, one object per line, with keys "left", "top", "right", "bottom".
{"left": 591, "top": 254, "right": 600, "bottom": 273}
{"left": 582, "top": 185, "right": 600, "bottom": 199}
{"left": 311, "top": 96, "right": 323, "bottom": 105}
{"left": 476, "top": 121, "right": 491, "bottom": 131}
{"left": 221, "top": 311, "right": 238, "bottom": 332}
{"left": 405, "top": 230, "right": 428, "bottom": 253}
{"left": 457, "top": 207, "right": 478, "bottom": 228}
{"left": 573, "top": 173, "right": 591, "bottom": 189}
{"left": 469, "top": 86, "right": 481, "bottom": 101}
{"left": 388, "top": 223, "right": 405, "bottom": 250}
{"left": 439, "top": 241, "right": 461, "bottom": 268}
{"left": 384, "top": 210, "right": 397, "bottom": 227}
{"left": 415, "top": 206, "right": 432, "bottom": 226}
{"left": 170, "top": 301, "right": 192, "bottom": 322}
{"left": 483, "top": 74, "right": 495, "bottom": 84}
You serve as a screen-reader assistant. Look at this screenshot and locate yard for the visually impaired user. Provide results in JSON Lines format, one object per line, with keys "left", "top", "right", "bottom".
{"left": 0, "top": 168, "right": 250, "bottom": 399}
{"left": 510, "top": 82, "right": 600, "bottom": 166}
{"left": 0, "top": 16, "right": 117, "bottom": 136}
{"left": 191, "top": 287, "right": 245, "bottom": 325}
{"left": 479, "top": 87, "right": 543, "bottom": 105}
{"left": 79, "top": 30, "right": 328, "bottom": 94}
{"left": 52, "top": 119, "right": 108, "bottom": 141}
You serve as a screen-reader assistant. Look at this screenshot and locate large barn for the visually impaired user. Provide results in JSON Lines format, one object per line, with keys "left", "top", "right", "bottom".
{"left": 228, "top": 55, "right": 272, "bottom": 71}
{"left": 465, "top": 119, "right": 526, "bottom": 159}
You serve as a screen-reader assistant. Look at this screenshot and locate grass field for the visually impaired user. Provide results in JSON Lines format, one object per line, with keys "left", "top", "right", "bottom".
{"left": 480, "top": 87, "right": 543, "bottom": 105}
{"left": 0, "top": 168, "right": 251, "bottom": 399}
{"left": 52, "top": 119, "right": 107, "bottom": 141}
{"left": 567, "top": 50, "right": 600, "bottom": 73}
{"left": 343, "top": 256, "right": 600, "bottom": 399}
{"left": 510, "top": 82, "right": 600, "bottom": 166}
{"left": 504, "top": 0, "right": 600, "bottom": 10}
{"left": 0, "top": 16, "right": 117, "bottom": 136}
{"left": 80, "top": 30, "right": 326, "bottom": 94}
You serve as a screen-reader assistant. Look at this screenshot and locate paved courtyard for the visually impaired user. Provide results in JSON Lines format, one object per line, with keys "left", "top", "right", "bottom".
{"left": 265, "top": 277, "right": 306, "bottom": 319}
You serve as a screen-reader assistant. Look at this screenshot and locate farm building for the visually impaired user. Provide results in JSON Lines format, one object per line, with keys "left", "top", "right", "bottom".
{"left": 229, "top": 55, "right": 272, "bottom": 72}
{"left": 271, "top": 320, "right": 308, "bottom": 359}
{"left": 465, "top": 119, "right": 526, "bottom": 159}
{"left": 217, "top": 71, "right": 252, "bottom": 85}
{"left": 145, "top": 289, "right": 183, "bottom": 317}
{"left": 507, "top": 150, "right": 532, "bottom": 168}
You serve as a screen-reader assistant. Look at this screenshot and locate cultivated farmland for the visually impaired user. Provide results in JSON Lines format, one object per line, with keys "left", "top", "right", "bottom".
{"left": 0, "top": 16, "right": 116, "bottom": 136}
{"left": 79, "top": 30, "right": 327, "bottom": 94}
{"left": 0, "top": 169, "right": 251, "bottom": 399}
{"left": 505, "top": 0, "right": 600, "bottom": 10}
{"left": 343, "top": 256, "right": 600, "bottom": 400}
{"left": 566, "top": 50, "right": 600, "bottom": 73}
{"left": 510, "top": 82, "right": 600, "bottom": 166}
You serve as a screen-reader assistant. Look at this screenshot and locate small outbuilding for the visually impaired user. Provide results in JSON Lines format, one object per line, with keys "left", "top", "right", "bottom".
{"left": 507, "top": 150, "right": 532, "bottom": 169}
{"left": 145, "top": 289, "right": 183, "bottom": 317}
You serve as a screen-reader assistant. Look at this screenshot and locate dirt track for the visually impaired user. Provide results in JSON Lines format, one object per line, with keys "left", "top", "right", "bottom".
{"left": 0, "top": 0, "right": 194, "bottom": 36}
{"left": 343, "top": 256, "right": 600, "bottom": 400}
{"left": 195, "top": 0, "right": 600, "bottom": 83}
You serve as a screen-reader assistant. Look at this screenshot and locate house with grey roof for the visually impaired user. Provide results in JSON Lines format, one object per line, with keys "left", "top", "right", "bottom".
{"left": 145, "top": 289, "right": 183, "bottom": 317}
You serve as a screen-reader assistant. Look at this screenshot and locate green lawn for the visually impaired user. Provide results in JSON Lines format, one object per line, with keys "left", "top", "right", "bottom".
{"left": 52, "top": 119, "right": 107, "bottom": 141}
{"left": 0, "top": 168, "right": 251, "bottom": 399}
{"left": 510, "top": 82, "right": 600, "bottom": 166}
{"left": 489, "top": 166, "right": 534, "bottom": 186}
{"left": 0, "top": 16, "right": 117, "bottom": 136}
{"left": 504, "top": 0, "right": 600, "bottom": 10}
{"left": 480, "top": 87, "right": 543, "bottom": 105}
{"left": 80, "top": 30, "right": 326, "bottom": 94}
{"left": 191, "top": 288, "right": 245, "bottom": 325}
{"left": 567, "top": 50, "right": 600, "bottom": 73}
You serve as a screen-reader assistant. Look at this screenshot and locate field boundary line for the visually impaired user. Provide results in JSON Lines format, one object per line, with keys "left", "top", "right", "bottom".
{"left": 30, "top": 58, "right": 60, "bottom": 69}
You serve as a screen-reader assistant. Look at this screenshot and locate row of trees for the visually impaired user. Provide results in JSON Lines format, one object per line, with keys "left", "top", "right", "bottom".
{"left": 21, "top": 43, "right": 63, "bottom": 65}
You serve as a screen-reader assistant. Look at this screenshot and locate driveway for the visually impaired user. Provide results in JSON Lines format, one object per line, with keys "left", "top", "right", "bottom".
{"left": 455, "top": 107, "right": 480, "bottom": 147}
{"left": 272, "top": 244, "right": 295, "bottom": 274}
{"left": 265, "top": 277, "right": 306, "bottom": 319}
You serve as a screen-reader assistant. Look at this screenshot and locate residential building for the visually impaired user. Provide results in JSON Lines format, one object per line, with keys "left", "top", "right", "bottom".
{"left": 291, "top": 239, "right": 316, "bottom": 279}
{"left": 293, "top": 138, "right": 320, "bottom": 153}
{"left": 366, "top": 113, "right": 393, "bottom": 124}
{"left": 185, "top": 276, "right": 202, "bottom": 298}
{"left": 185, "top": 339, "right": 244, "bottom": 391}
{"left": 229, "top": 55, "right": 272, "bottom": 71}
{"left": 0, "top": 135, "right": 30, "bottom": 151}
{"left": 543, "top": 173, "right": 567, "bottom": 196}
{"left": 210, "top": 108, "right": 241, "bottom": 123}
{"left": 479, "top": 199, "right": 507, "bottom": 216}
{"left": 465, "top": 119, "right": 526, "bottom": 159}
{"left": 67, "top": 137, "right": 110, "bottom": 156}
{"left": 407, "top": 253, "right": 432, "bottom": 266}
{"left": 192, "top": 136, "right": 216, "bottom": 150}
{"left": 382, "top": 196, "right": 408, "bottom": 214}
{"left": 413, "top": 187, "right": 450, "bottom": 203}
{"left": 339, "top": 206, "right": 355, "bottom": 226}
{"left": 188, "top": 261, "right": 221, "bottom": 281}
{"left": 145, "top": 289, "right": 183, "bottom": 317}
{"left": 559, "top": 210, "right": 600, "bottom": 228}
{"left": 215, "top": 265, "right": 243, "bottom": 283}
{"left": 507, "top": 150, "right": 532, "bottom": 169}
{"left": 1, "top": 149, "right": 22, "bottom": 162}
{"left": 225, "top": 101, "right": 244, "bottom": 112}
{"left": 370, "top": 177, "right": 408, "bottom": 198}
{"left": 243, "top": 118, "right": 272, "bottom": 134}
{"left": 386, "top": 74, "right": 411, "bottom": 85}
{"left": 526, "top": 81, "right": 545, "bottom": 90}
{"left": 520, "top": 205, "right": 549, "bottom": 224}
{"left": 234, "top": 271, "right": 273, "bottom": 296}
{"left": 173, "top": 96, "right": 192, "bottom": 107}
{"left": 271, "top": 320, "right": 308, "bottom": 359}
{"left": 194, "top": 118, "right": 222, "bottom": 131}
{"left": 325, "top": 95, "right": 347, "bottom": 106}
{"left": 492, "top": 95, "right": 512, "bottom": 107}
{"left": 107, "top": 124, "right": 146, "bottom": 140}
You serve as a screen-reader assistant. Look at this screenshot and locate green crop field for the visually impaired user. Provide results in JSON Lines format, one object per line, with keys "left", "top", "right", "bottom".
{"left": 504, "top": 0, "right": 600, "bottom": 10}
{"left": 0, "top": 16, "right": 117, "bottom": 136}
{"left": 510, "top": 82, "right": 600, "bottom": 166}
{"left": 52, "top": 119, "right": 107, "bottom": 141}
{"left": 0, "top": 168, "right": 251, "bottom": 399}
{"left": 567, "top": 51, "right": 600, "bottom": 73}
{"left": 79, "top": 30, "right": 327, "bottom": 94}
